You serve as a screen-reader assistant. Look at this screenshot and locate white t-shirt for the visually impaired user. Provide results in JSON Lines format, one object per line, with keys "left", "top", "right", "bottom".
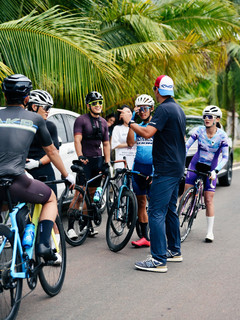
{"left": 111, "top": 124, "right": 136, "bottom": 169}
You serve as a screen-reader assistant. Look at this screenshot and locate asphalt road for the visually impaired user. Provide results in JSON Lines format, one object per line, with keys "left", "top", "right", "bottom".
{"left": 17, "top": 166, "right": 240, "bottom": 320}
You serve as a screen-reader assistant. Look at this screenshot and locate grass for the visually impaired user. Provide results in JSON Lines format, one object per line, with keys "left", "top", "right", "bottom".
{"left": 234, "top": 147, "right": 240, "bottom": 163}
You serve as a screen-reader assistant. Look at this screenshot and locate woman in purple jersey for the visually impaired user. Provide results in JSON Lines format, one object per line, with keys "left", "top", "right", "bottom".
{"left": 185, "top": 105, "right": 229, "bottom": 242}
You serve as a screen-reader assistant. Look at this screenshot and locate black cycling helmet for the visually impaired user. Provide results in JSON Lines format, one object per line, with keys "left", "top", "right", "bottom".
{"left": 85, "top": 91, "right": 103, "bottom": 105}
{"left": 2, "top": 74, "right": 32, "bottom": 96}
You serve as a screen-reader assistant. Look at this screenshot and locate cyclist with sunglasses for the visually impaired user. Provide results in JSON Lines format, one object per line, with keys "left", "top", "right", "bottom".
{"left": 185, "top": 105, "right": 229, "bottom": 242}
{"left": 67, "top": 91, "right": 110, "bottom": 239}
{"left": 127, "top": 94, "right": 154, "bottom": 248}
{"left": 0, "top": 74, "right": 74, "bottom": 261}
{"left": 25, "top": 90, "right": 59, "bottom": 195}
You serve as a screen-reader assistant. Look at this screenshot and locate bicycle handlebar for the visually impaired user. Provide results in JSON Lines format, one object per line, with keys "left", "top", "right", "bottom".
{"left": 187, "top": 169, "right": 214, "bottom": 188}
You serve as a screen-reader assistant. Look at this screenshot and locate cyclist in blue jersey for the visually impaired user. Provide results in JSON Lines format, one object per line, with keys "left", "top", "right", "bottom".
{"left": 127, "top": 94, "right": 154, "bottom": 248}
{"left": 0, "top": 74, "right": 74, "bottom": 262}
{"left": 185, "top": 105, "right": 229, "bottom": 242}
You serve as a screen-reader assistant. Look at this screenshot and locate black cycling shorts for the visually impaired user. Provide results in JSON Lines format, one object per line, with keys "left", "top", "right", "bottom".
{"left": 0, "top": 174, "right": 52, "bottom": 205}
{"left": 76, "top": 156, "right": 104, "bottom": 188}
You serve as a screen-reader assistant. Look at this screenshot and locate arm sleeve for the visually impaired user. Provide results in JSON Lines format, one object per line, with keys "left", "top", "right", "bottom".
{"left": 186, "top": 127, "right": 199, "bottom": 154}
{"left": 47, "top": 121, "right": 59, "bottom": 150}
{"left": 74, "top": 116, "right": 84, "bottom": 135}
{"left": 148, "top": 106, "right": 168, "bottom": 131}
{"left": 215, "top": 135, "right": 229, "bottom": 172}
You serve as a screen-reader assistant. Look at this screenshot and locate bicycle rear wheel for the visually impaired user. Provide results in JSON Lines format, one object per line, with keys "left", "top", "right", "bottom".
{"left": 58, "top": 186, "right": 91, "bottom": 246}
{"left": 178, "top": 187, "right": 195, "bottom": 242}
{"left": 106, "top": 189, "right": 137, "bottom": 252}
{"left": 0, "top": 224, "right": 23, "bottom": 320}
{"left": 36, "top": 215, "right": 66, "bottom": 296}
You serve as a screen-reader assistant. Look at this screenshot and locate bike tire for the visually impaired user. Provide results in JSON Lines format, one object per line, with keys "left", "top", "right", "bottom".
{"left": 36, "top": 215, "right": 66, "bottom": 296}
{"left": 178, "top": 186, "right": 195, "bottom": 242}
{"left": 58, "top": 186, "right": 91, "bottom": 247}
{"left": 106, "top": 181, "right": 119, "bottom": 215}
{"left": 0, "top": 224, "right": 23, "bottom": 320}
{"left": 106, "top": 189, "right": 137, "bottom": 252}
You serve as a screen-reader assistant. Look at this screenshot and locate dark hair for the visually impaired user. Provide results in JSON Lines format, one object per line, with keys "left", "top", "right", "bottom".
{"left": 106, "top": 113, "right": 116, "bottom": 121}
{"left": 116, "top": 104, "right": 132, "bottom": 125}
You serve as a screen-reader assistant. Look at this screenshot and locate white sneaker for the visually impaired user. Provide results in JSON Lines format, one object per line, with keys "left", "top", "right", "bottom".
{"left": 79, "top": 226, "right": 88, "bottom": 236}
{"left": 205, "top": 233, "right": 214, "bottom": 242}
{"left": 88, "top": 228, "right": 98, "bottom": 237}
{"left": 53, "top": 252, "right": 62, "bottom": 265}
{"left": 67, "top": 228, "right": 78, "bottom": 240}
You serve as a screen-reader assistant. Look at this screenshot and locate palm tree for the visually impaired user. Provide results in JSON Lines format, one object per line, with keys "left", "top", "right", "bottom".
{"left": 1, "top": 0, "right": 240, "bottom": 114}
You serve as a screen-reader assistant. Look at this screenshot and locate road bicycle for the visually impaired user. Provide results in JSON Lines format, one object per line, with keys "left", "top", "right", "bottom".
{"left": 0, "top": 178, "right": 66, "bottom": 320}
{"left": 58, "top": 160, "right": 120, "bottom": 247}
{"left": 178, "top": 169, "right": 212, "bottom": 242}
{"left": 106, "top": 164, "right": 150, "bottom": 252}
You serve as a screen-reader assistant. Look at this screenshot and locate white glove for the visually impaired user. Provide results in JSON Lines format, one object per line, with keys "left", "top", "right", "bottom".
{"left": 25, "top": 159, "right": 40, "bottom": 170}
{"left": 65, "top": 174, "right": 75, "bottom": 185}
{"left": 210, "top": 170, "right": 217, "bottom": 180}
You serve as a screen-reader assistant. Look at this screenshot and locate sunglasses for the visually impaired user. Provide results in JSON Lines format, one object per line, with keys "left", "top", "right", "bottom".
{"left": 89, "top": 100, "right": 103, "bottom": 106}
{"left": 40, "top": 105, "right": 51, "bottom": 112}
{"left": 153, "top": 86, "right": 158, "bottom": 91}
{"left": 139, "top": 106, "right": 151, "bottom": 112}
{"left": 203, "top": 115, "right": 214, "bottom": 120}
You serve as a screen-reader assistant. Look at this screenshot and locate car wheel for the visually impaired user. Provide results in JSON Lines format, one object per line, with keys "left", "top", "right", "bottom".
{"left": 218, "top": 157, "right": 233, "bottom": 186}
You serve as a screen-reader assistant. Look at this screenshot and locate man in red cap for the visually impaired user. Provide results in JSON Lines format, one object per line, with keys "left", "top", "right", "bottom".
{"left": 119, "top": 75, "right": 186, "bottom": 272}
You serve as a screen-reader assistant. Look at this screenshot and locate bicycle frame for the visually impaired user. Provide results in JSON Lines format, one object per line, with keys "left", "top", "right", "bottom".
{"left": 0, "top": 202, "right": 59, "bottom": 280}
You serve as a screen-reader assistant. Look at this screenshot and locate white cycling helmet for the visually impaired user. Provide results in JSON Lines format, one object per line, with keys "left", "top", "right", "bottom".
{"left": 29, "top": 89, "right": 54, "bottom": 107}
{"left": 135, "top": 94, "right": 154, "bottom": 107}
{"left": 203, "top": 105, "right": 222, "bottom": 118}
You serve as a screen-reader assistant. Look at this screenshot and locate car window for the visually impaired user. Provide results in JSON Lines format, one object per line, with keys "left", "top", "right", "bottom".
{"left": 186, "top": 118, "right": 204, "bottom": 138}
{"left": 48, "top": 114, "right": 68, "bottom": 143}
{"left": 62, "top": 114, "right": 77, "bottom": 143}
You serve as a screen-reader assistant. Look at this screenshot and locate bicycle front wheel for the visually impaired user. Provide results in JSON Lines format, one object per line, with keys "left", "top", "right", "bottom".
{"left": 0, "top": 224, "right": 23, "bottom": 320}
{"left": 178, "top": 187, "right": 195, "bottom": 242}
{"left": 36, "top": 215, "right": 66, "bottom": 296}
{"left": 58, "top": 186, "right": 91, "bottom": 246}
{"left": 106, "top": 189, "right": 137, "bottom": 252}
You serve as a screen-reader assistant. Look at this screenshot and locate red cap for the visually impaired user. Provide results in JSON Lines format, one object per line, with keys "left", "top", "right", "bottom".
{"left": 154, "top": 75, "right": 174, "bottom": 96}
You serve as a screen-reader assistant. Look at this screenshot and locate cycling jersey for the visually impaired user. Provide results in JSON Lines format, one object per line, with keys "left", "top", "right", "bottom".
{"left": 27, "top": 120, "right": 59, "bottom": 195}
{"left": 186, "top": 126, "right": 229, "bottom": 172}
{"left": 134, "top": 122, "right": 153, "bottom": 165}
{"left": 0, "top": 106, "right": 52, "bottom": 177}
{"left": 74, "top": 113, "right": 109, "bottom": 157}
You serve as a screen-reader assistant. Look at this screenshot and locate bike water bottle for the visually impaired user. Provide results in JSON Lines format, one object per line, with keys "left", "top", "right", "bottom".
{"left": 93, "top": 187, "right": 103, "bottom": 202}
{"left": 22, "top": 223, "right": 35, "bottom": 249}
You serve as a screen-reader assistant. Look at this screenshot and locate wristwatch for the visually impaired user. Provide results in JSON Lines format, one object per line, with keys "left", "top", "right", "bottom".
{"left": 128, "top": 120, "right": 135, "bottom": 128}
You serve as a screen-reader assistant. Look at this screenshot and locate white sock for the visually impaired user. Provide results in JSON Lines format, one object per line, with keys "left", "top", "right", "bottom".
{"left": 206, "top": 216, "right": 214, "bottom": 235}
{"left": 50, "top": 234, "right": 60, "bottom": 249}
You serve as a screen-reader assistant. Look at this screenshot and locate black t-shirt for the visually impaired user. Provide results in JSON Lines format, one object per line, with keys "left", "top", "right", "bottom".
{"left": 148, "top": 97, "right": 186, "bottom": 177}
{"left": 0, "top": 106, "right": 52, "bottom": 177}
{"left": 28, "top": 120, "right": 59, "bottom": 159}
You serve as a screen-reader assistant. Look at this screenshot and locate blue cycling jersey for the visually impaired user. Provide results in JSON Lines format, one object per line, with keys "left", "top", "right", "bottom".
{"left": 186, "top": 126, "right": 229, "bottom": 172}
{"left": 134, "top": 122, "right": 153, "bottom": 165}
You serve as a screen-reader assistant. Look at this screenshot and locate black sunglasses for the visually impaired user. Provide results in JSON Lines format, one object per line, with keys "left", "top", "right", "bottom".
{"left": 41, "top": 105, "right": 51, "bottom": 111}
{"left": 203, "top": 115, "right": 214, "bottom": 120}
{"left": 153, "top": 86, "right": 158, "bottom": 91}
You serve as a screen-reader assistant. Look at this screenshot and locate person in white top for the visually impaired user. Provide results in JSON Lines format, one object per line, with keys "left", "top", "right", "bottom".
{"left": 111, "top": 105, "right": 136, "bottom": 169}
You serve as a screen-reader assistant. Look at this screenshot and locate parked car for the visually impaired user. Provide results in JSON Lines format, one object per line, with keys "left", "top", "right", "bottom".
{"left": 184, "top": 115, "right": 233, "bottom": 187}
{"left": 47, "top": 108, "right": 79, "bottom": 195}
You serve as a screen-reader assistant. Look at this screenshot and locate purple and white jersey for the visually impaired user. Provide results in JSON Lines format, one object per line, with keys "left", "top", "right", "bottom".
{"left": 186, "top": 126, "right": 229, "bottom": 172}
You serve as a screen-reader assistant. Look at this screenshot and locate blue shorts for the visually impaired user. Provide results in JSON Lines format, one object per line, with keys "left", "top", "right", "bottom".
{"left": 132, "top": 162, "right": 153, "bottom": 196}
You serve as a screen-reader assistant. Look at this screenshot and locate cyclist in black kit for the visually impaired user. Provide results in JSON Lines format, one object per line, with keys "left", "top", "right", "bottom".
{"left": 67, "top": 91, "right": 110, "bottom": 239}
{"left": 0, "top": 74, "right": 75, "bottom": 261}
{"left": 26, "top": 89, "right": 59, "bottom": 195}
